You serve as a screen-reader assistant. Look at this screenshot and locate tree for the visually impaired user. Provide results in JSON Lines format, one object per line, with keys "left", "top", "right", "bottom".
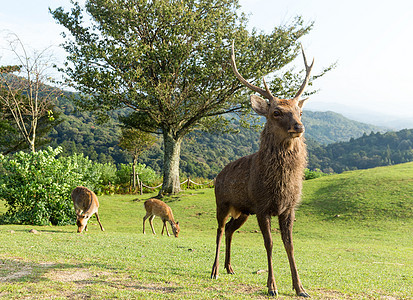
{"left": 51, "top": 0, "right": 326, "bottom": 195}
{"left": 0, "top": 34, "right": 61, "bottom": 153}
{"left": 118, "top": 128, "right": 156, "bottom": 189}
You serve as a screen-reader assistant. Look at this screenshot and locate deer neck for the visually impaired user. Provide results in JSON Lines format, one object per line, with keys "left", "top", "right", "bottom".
{"left": 257, "top": 125, "right": 307, "bottom": 180}
{"left": 256, "top": 126, "right": 307, "bottom": 214}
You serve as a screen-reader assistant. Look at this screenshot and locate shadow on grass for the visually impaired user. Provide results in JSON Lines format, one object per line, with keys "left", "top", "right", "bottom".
{"left": 302, "top": 179, "right": 360, "bottom": 221}
{"left": 0, "top": 257, "right": 183, "bottom": 295}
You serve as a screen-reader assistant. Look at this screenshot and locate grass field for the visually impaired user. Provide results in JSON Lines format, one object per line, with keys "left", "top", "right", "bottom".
{"left": 0, "top": 162, "right": 412, "bottom": 299}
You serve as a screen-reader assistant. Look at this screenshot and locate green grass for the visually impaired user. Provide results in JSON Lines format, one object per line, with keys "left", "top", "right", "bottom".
{"left": 0, "top": 163, "right": 412, "bottom": 299}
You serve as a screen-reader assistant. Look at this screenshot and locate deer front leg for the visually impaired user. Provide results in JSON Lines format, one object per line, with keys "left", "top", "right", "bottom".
{"left": 279, "top": 210, "right": 309, "bottom": 297}
{"left": 224, "top": 214, "right": 249, "bottom": 274}
{"left": 211, "top": 204, "right": 231, "bottom": 279}
{"left": 143, "top": 213, "right": 150, "bottom": 234}
{"left": 257, "top": 214, "right": 277, "bottom": 297}
{"left": 211, "top": 226, "right": 224, "bottom": 279}
{"left": 149, "top": 215, "right": 156, "bottom": 235}
{"left": 161, "top": 220, "right": 170, "bottom": 236}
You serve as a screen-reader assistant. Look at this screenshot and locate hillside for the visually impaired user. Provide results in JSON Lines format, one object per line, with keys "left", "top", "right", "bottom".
{"left": 308, "top": 129, "right": 413, "bottom": 173}
{"left": 302, "top": 110, "right": 385, "bottom": 144}
{"left": 301, "top": 161, "right": 413, "bottom": 222}
{"left": 0, "top": 163, "right": 412, "bottom": 299}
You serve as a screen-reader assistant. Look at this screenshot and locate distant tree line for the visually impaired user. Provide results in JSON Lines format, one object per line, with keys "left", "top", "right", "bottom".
{"left": 308, "top": 130, "right": 413, "bottom": 173}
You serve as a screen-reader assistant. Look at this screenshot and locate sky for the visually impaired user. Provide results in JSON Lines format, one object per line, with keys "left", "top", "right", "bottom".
{"left": 1, "top": 0, "right": 413, "bottom": 124}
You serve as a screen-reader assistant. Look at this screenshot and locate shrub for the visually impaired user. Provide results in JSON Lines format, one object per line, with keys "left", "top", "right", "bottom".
{"left": 95, "top": 162, "right": 117, "bottom": 186}
{"left": 304, "top": 168, "right": 328, "bottom": 180}
{"left": 0, "top": 147, "right": 101, "bottom": 225}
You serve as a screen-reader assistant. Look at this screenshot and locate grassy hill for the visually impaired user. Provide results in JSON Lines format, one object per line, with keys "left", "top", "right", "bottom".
{"left": 301, "top": 162, "right": 413, "bottom": 222}
{"left": 0, "top": 162, "right": 412, "bottom": 298}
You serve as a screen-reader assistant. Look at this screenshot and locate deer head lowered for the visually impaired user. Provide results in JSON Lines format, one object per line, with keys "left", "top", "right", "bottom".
{"left": 210, "top": 42, "right": 314, "bottom": 297}
{"left": 72, "top": 186, "right": 105, "bottom": 233}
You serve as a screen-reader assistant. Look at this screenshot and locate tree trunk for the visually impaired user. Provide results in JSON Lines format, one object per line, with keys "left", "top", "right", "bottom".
{"left": 160, "top": 131, "right": 182, "bottom": 195}
{"left": 132, "top": 156, "right": 137, "bottom": 189}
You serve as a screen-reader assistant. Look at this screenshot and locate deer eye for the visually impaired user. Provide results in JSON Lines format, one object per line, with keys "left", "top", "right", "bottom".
{"left": 273, "top": 110, "right": 281, "bottom": 117}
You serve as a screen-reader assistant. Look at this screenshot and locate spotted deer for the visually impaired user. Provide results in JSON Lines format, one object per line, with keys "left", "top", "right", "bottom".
{"left": 210, "top": 42, "right": 314, "bottom": 297}
{"left": 143, "top": 198, "right": 180, "bottom": 237}
{"left": 71, "top": 186, "right": 104, "bottom": 233}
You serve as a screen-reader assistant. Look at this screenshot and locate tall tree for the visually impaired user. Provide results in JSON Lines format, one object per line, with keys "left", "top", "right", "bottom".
{"left": 51, "top": 0, "right": 323, "bottom": 195}
{"left": 0, "top": 35, "right": 61, "bottom": 153}
{"left": 119, "top": 128, "right": 156, "bottom": 189}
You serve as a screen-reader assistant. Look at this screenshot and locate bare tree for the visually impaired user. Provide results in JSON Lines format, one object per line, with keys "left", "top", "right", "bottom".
{"left": 0, "top": 34, "right": 61, "bottom": 152}
{"left": 118, "top": 128, "right": 157, "bottom": 189}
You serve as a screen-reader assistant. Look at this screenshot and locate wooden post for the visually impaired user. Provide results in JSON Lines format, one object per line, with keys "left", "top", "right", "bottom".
{"left": 187, "top": 177, "right": 190, "bottom": 189}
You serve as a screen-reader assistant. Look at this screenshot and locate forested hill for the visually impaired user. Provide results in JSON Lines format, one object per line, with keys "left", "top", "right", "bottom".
{"left": 308, "top": 129, "right": 413, "bottom": 173}
{"left": 45, "top": 95, "right": 396, "bottom": 179}
{"left": 302, "top": 110, "right": 385, "bottom": 144}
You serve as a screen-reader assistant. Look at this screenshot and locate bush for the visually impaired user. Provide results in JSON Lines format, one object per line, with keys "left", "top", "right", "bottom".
{"left": 0, "top": 147, "right": 102, "bottom": 225}
{"left": 95, "top": 162, "right": 117, "bottom": 186}
{"left": 304, "top": 168, "right": 328, "bottom": 180}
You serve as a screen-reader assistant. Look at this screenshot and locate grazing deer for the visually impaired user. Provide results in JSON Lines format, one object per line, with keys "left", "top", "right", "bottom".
{"left": 143, "top": 198, "right": 180, "bottom": 237}
{"left": 71, "top": 186, "right": 105, "bottom": 233}
{"left": 210, "top": 42, "right": 314, "bottom": 297}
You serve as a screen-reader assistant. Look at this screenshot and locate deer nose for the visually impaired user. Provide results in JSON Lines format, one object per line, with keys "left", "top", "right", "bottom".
{"left": 294, "top": 124, "right": 305, "bottom": 133}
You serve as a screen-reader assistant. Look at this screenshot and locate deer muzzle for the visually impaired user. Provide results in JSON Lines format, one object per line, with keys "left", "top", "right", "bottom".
{"left": 288, "top": 124, "right": 305, "bottom": 138}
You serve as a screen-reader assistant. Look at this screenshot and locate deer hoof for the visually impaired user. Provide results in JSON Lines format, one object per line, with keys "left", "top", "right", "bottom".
{"left": 210, "top": 266, "right": 219, "bottom": 279}
{"left": 268, "top": 290, "right": 278, "bottom": 297}
{"left": 225, "top": 265, "right": 235, "bottom": 274}
{"left": 298, "top": 292, "right": 310, "bottom": 297}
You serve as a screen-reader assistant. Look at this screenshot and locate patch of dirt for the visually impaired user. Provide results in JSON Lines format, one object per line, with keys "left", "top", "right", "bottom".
{"left": 43, "top": 269, "right": 178, "bottom": 294}
{"left": 0, "top": 266, "right": 32, "bottom": 282}
{"left": 43, "top": 269, "right": 94, "bottom": 282}
{"left": 0, "top": 259, "right": 33, "bottom": 282}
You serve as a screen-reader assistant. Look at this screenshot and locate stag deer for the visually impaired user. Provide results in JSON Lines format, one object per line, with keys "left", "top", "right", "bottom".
{"left": 210, "top": 42, "right": 314, "bottom": 297}
{"left": 143, "top": 198, "right": 180, "bottom": 237}
{"left": 71, "top": 186, "right": 105, "bottom": 233}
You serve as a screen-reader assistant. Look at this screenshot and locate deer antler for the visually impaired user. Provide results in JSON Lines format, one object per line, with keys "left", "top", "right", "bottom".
{"left": 293, "top": 45, "right": 314, "bottom": 100}
{"left": 231, "top": 41, "right": 275, "bottom": 100}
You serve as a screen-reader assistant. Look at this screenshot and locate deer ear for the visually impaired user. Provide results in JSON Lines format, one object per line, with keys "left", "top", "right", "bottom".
{"left": 250, "top": 95, "right": 268, "bottom": 116}
{"left": 298, "top": 98, "right": 308, "bottom": 108}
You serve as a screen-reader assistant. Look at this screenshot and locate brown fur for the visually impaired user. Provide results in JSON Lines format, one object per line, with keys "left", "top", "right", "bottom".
{"left": 143, "top": 198, "right": 180, "bottom": 237}
{"left": 71, "top": 186, "right": 104, "bottom": 233}
{"left": 211, "top": 44, "right": 314, "bottom": 297}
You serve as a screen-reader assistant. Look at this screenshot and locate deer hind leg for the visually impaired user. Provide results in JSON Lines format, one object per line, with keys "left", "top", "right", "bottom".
{"left": 279, "top": 210, "right": 309, "bottom": 297}
{"left": 95, "top": 212, "right": 105, "bottom": 232}
{"left": 224, "top": 213, "right": 249, "bottom": 274}
{"left": 257, "top": 213, "right": 277, "bottom": 297}
{"left": 210, "top": 204, "right": 230, "bottom": 279}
